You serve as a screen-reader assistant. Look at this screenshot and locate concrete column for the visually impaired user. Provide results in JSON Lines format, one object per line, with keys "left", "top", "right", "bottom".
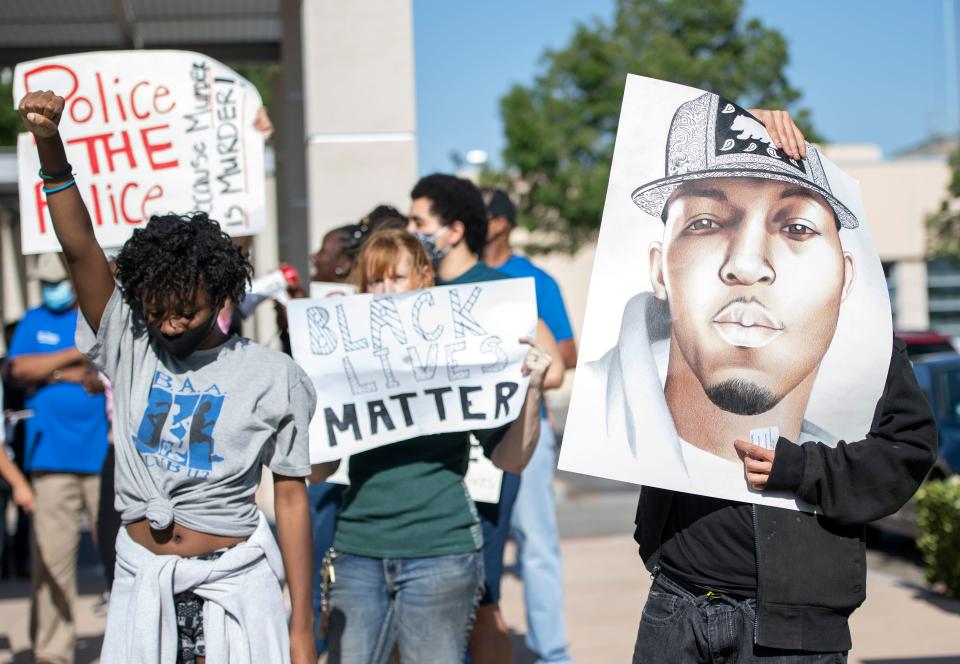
{"left": 895, "top": 259, "right": 929, "bottom": 330}
{"left": 275, "top": 0, "right": 310, "bottom": 279}
{"left": 250, "top": 172, "right": 283, "bottom": 349}
{"left": 300, "top": 0, "right": 418, "bottom": 252}
{"left": 1, "top": 209, "right": 27, "bottom": 330}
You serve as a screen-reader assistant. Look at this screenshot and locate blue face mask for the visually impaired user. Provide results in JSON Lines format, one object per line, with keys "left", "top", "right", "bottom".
{"left": 41, "top": 281, "right": 75, "bottom": 312}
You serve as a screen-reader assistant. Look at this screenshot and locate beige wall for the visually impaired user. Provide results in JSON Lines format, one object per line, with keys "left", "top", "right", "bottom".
{"left": 827, "top": 156, "right": 949, "bottom": 262}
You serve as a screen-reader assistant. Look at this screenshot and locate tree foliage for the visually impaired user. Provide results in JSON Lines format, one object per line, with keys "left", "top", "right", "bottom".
{"left": 926, "top": 149, "right": 960, "bottom": 264}
{"left": 496, "top": 0, "right": 819, "bottom": 252}
{"left": 1, "top": 71, "right": 20, "bottom": 146}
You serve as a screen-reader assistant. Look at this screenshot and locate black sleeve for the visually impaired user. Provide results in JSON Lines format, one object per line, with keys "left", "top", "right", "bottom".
{"left": 765, "top": 336, "right": 938, "bottom": 526}
{"left": 475, "top": 424, "right": 511, "bottom": 459}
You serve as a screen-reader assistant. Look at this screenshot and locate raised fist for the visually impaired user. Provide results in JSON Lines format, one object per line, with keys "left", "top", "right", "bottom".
{"left": 18, "top": 91, "right": 65, "bottom": 138}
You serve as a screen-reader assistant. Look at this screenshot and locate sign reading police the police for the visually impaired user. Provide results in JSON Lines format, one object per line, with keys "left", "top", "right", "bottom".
{"left": 288, "top": 278, "right": 537, "bottom": 462}
{"left": 14, "top": 50, "right": 266, "bottom": 255}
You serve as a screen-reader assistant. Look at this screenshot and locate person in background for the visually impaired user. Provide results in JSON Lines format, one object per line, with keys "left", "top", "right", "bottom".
{"left": 1, "top": 322, "right": 31, "bottom": 580}
{"left": 301, "top": 203, "right": 407, "bottom": 655}
{"left": 316, "top": 228, "right": 559, "bottom": 663}
{"left": 0, "top": 379, "right": 36, "bottom": 516}
{"left": 482, "top": 187, "right": 575, "bottom": 664}
{"left": 6, "top": 252, "right": 109, "bottom": 664}
{"left": 406, "top": 174, "right": 566, "bottom": 664}
{"left": 311, "top": 205, "right": 407, "bottom": 284}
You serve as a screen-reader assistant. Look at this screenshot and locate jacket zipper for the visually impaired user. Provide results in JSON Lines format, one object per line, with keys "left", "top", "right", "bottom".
{"left": 751, "top": 504, "right": 761, "bottom": 645}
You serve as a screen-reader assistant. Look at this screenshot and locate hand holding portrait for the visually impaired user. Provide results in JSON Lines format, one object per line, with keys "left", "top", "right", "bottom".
{"left": 735, "top": 439, "right": 775, "bottom": 490}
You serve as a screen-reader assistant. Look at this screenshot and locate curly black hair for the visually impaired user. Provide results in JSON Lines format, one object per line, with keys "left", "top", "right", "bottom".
{"left": 410, "top": 174, "right": 488, "bottom": 256}
{"left": 115, "top": 212, "right": 252, "bottom": 312}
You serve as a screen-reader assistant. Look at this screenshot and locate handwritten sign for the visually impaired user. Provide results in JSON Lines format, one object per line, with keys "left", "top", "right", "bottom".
{"left": 288, "top": 278, "right": 537, "bottom": 462}
{"left": 14, "top": 50, "right": 266, "bottom": 254}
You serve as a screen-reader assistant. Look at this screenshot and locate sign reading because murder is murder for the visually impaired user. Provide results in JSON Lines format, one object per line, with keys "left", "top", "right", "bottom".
{"left": 288, "top": 278, "right": 537, "bottom": 463}
{"left": 14, "top": 50, "right": 266, "bottom": 255}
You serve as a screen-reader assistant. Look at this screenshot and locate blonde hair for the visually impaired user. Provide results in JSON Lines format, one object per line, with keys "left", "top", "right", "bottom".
{"left": 355, "top": 229, "right": 435, "bottom": 293}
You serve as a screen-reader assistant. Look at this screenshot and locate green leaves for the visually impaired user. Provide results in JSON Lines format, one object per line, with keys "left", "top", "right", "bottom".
{"left": 916, "top": 477, "right": 960, "bottom": 598}
{"left": 494, "top": 0, "right": 817, "bottom": 252}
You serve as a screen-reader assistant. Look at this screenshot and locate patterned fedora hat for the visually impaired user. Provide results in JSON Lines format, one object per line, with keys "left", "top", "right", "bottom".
{"left": 631, "top": 93, "right": 858, "bottom": 229}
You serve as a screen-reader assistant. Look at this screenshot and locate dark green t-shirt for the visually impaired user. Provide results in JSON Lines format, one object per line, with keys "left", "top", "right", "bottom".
{"left": 333, "top": 261, "right": 511, "bottom": 558}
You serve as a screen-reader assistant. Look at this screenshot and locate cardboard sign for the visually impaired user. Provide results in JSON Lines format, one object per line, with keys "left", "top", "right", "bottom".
{"left": 14, "top": 50, "right": 266, "bottom": 254}
{"left": 558, "top": 76, "right": 892, "bottom": 511}
{"left": 288, "top": 278, "right": 537, "bottom": 462}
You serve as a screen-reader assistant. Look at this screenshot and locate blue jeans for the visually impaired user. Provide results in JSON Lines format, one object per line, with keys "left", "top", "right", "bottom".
{"left": 633, "top": 573, "right": 848, "bottom": 663}
{"left": 327, "top": 551, "right": 484, "bottom": 664}
{"left": 309, "top": 481, "right": 346, "bottom": 654}
{"left": 511, "top": 421, "right": 572, "bottom": 663}
{"left": 477, "top": 469, "right": 520, "bottom": 605}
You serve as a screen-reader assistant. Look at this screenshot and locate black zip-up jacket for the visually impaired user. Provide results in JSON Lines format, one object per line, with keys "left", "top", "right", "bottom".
{"left": 634, "top": 337, "right": 938, "bottom": 652}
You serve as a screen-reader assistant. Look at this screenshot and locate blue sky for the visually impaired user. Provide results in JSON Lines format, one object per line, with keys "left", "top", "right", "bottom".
{"left": 412, "top": 0, "right": 954, "bottom": 174}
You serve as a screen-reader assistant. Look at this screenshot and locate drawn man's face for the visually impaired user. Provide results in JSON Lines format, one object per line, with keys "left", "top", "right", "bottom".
{"left": 650, "top": 177, "right": 855, "bottom": 415}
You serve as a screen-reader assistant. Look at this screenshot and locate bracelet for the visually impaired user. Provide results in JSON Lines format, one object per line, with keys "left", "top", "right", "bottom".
{"left": 42, "top": 179, "right": 77, "bottom": 195}
{"left": 39, "top": 164, "right": 73, "bottom": 181}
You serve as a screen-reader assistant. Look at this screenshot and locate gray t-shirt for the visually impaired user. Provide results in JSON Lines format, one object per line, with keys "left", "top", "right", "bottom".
{"left": 77, "top": 287, "right": 316, "bottom": 536}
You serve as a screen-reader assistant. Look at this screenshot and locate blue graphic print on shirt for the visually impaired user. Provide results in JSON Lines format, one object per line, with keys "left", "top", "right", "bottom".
{"left": 135, "top": 371, "right": 225, "bottom": 479}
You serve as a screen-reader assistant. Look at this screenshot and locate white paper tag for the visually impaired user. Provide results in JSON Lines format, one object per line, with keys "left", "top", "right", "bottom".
{"left": 750, "top": 426, "right": 780, "bottom": 451}
{"left": 464, "top": 435, "right": 504, "bottom": 504}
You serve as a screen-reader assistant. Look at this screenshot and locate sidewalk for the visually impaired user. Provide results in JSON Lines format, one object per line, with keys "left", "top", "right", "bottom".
{"left": 499, "top": 535, "right": 960, "bottom": 663}
{"left": 1, "top": 534, "right": 958, "bottom": 662}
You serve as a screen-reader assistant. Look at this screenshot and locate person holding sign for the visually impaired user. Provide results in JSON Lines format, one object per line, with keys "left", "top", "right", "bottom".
{"left": 407, "top": 174, "right": 566, "bottom": 664}
{"left": 614, "top": 102, "right": 938, "bottom": 661}
{"left": 315, "top": 228, "right": 557, "bottom": 664}
{"left": 18, "top": 91, "right": 316, "bottom": 664}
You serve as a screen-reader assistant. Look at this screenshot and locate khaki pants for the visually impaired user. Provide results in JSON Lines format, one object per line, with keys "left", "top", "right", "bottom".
{"left": 30, "top": 472, "right": 100, "bottom": 664}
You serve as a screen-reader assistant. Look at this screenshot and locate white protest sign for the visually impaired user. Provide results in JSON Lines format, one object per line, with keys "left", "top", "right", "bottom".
{"left": 14, "top": 50, "right": 266, "bottom": 255}
{"left": 310, "top": 281, "right": 358, "bottom": 299}
{"left": 288, "top": 278, "right": 537, "bottom": 462}
{"left": 558, "top": 75, "right": 892, "bottom": 511}
{"left": 464, "top": 435, "right": 505, "bottom": 503}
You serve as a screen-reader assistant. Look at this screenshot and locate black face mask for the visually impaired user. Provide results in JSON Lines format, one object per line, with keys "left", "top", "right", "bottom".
{"left": 147, "top": 309, "right": 221, "bottom": 359}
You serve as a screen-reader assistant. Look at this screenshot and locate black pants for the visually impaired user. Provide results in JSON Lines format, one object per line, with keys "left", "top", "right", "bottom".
{"left": 633, "top": 573, "right": 847, "bottom": 663}
{"left": 97, "top": 446, "right": 122, "bottom": 588}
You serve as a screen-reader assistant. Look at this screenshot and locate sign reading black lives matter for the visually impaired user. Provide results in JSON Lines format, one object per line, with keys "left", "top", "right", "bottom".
{"left": 14, "top": 50, "right": 266, "bottom": 255}
{"left": 558, "top": 75, "right": 892, "bottom": 511}
{"left": 288, "top": 279, "right": 537, "bottom": 462}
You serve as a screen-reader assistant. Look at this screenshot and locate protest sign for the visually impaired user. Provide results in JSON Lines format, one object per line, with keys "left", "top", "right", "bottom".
{"left": 464, "top": 435, "right": 505, "bottom": 504}
{"left": 310, "top": 281, "right": 358, "bottom": 299}
{"left": 288, "top": 278, "right": 537, "bottom": 463}
{"left": 14, "top": 50, "right": 266, "bottom": 255}
{"left": 558, "top": 75, "right": 892, "bottom": 511}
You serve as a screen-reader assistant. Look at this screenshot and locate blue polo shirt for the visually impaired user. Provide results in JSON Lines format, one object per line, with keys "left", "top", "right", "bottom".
{"left": 494, "top": 254, "right": 573, "bottom": 343}
{"left": 7, "top": 306, "right": 108, "bottom": 474}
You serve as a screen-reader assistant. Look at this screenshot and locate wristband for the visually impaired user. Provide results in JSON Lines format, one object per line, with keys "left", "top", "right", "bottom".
{"left": 39, "top": 164, "right": 73, "bottom": 181}
{"left": 42, "top": 179, "right": 77, "bottom": 195}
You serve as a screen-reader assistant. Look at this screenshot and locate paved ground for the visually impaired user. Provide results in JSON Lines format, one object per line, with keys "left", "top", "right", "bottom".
{"left": 1, "top": 478, "right": 958, "bottom": 663}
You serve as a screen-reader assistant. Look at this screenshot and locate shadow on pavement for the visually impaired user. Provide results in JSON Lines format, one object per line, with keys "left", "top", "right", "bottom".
{"left": 11, "top": 634, "right": 103, "bottom": 664}
{"left": 509, "top": 630, "right": 537, "bottom": 663}
{"left": 861, "top": 658, "right": 960, "bottom": 663}
{"left": 907, "top": 585, "right": 960, "bottom": 617}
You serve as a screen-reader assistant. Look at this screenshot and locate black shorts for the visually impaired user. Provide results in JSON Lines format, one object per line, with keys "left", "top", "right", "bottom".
{"left": 174, "top": 549, "right": 226, "bottom": 664}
